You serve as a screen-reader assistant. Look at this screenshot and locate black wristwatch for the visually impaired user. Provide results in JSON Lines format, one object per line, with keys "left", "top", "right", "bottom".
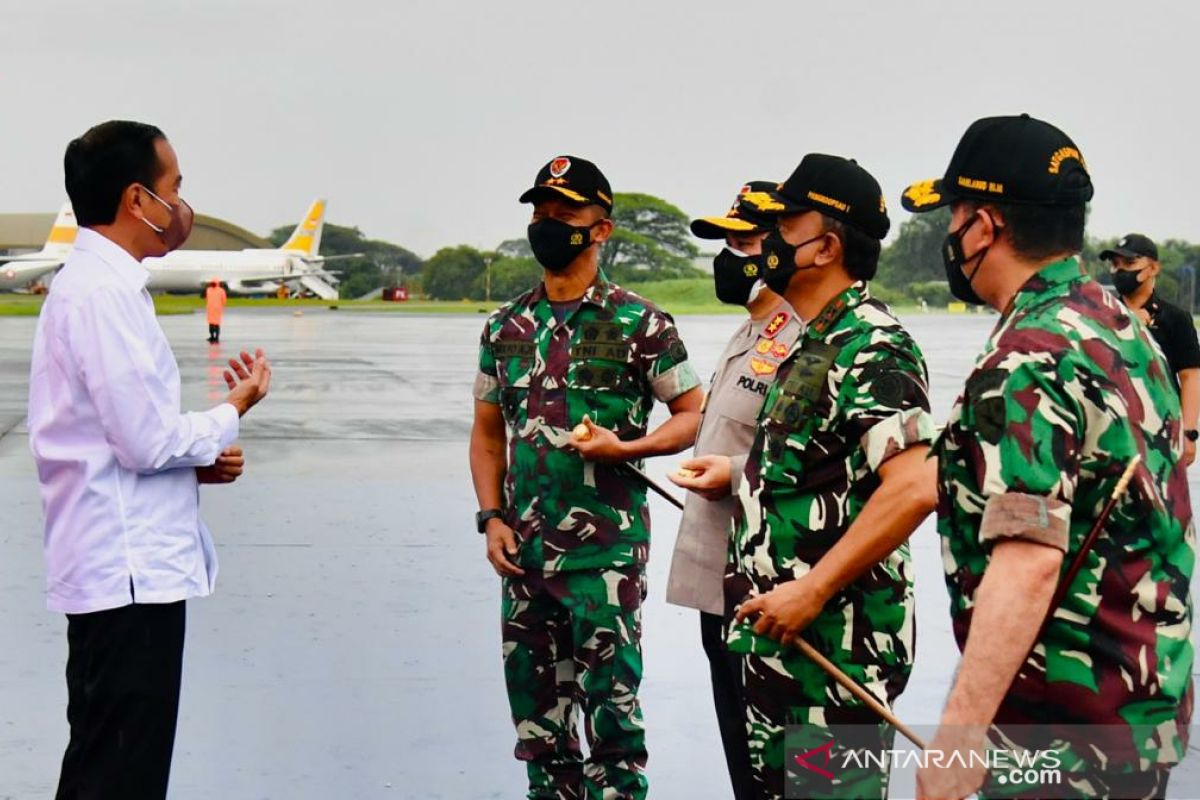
{"left": 476, "top": 508, "right": 504, "bottom": 533}
{"left": 1185, "top": 429, "right": 1199, "bottom": 443}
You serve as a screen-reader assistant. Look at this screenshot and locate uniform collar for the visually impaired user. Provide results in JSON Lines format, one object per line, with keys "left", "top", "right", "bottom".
{"left": 806, "top": 281, "right": 868, "bottom": 338}
{"left": 1009, "top": 257, "right": 1083, "bottom": 316}
{"left": 74, "top": 228, "right": 151, "bottom": 291}
{"left": 530, "top": 269, "right": 613, "bottom": 312}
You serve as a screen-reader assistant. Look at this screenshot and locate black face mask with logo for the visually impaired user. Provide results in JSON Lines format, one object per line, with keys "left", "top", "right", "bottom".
{"left": 712, "top": 247, "right": 762, "bottom": 305}
{"left": 528, "top": 218, "right": 597, "bottom": 273}
{"left": 760, "top": 229, "right": 825, "bottom": 296}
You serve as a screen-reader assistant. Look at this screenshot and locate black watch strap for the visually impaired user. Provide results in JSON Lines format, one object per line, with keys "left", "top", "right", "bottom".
{"left": 1185, "top": 429, "right": 1199, "bottom": 443}
{"left": 476, "top": 508, "right": 504, "bottom": 533}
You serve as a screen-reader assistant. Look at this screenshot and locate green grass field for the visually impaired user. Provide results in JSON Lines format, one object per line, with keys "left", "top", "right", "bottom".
{"left": 0, "top": 279, "right": 926, "bottom": 318}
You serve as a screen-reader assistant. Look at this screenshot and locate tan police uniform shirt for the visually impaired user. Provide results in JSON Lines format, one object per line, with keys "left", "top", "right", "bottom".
{"left": 665, "top": 301, "right": 804, "bottom": 614}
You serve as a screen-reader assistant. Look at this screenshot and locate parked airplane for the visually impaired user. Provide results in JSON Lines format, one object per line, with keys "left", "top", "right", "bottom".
{"left": 144, "top": 198, "right": 344, "bottom": 299}
{"left": 2, "top": 199, "right": 346, "bottom": 299}
{"left": 0, "top": 203, "right": 76, "bottom": 290}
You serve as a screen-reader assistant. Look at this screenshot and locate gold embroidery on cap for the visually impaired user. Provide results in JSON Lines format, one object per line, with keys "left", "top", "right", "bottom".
{"left": 957, "top": 176, "right": 1004, "bottom": 195}
{"left": 806, "top": 191, "right": 850, "bottom": 213}
{"left": 1048, "top": 147, "right": 1086, "bottom": 175}
{"left": 903, "top": 180, "right": 942, "bottom": 208}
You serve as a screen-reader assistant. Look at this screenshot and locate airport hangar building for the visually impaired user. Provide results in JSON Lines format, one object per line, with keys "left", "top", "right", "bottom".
{"left": 0, "top": 211, "right": 269, "bottom": 256}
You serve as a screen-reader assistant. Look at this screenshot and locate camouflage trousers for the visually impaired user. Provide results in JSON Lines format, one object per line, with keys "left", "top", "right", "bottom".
{"left": 742, "top": 653, "right": 894, "bottom": 800}
{"left": 501, "top": 565, "right": 648, "bottom": 800}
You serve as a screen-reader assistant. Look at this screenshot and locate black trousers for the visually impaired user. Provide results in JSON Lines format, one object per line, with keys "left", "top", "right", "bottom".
{"left": 701, "top": 611, "right": 755, "bottom": 800}
{"left": 56, "top": 601, "right": 186, "bottom": 800}
{"left": 208, "top": 324, "right": 220, "bottom": 342}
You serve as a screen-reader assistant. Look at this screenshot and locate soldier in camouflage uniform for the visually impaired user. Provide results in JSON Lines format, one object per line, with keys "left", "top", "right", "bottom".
{"left": 903, "top": 115, "right": 1194, "bottom": 800}
{"left": 469, "top": 156, "right": 703, "bottom": 800}
{"left": 675, "top": 155, "right": 938, "bottom": 800}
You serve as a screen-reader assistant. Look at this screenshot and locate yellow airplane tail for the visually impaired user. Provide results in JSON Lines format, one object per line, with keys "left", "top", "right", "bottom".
{"left": 280, "top": 198, "right": 326, "bottom": 257}
{"left": 44, "top": 202, "right": 78, "bottom": 258}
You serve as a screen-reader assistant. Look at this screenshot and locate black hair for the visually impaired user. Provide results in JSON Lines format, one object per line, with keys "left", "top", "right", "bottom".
{"left": 63, "top": 120, "right": 166, "bottom": 227}
{"left": 821, "top": 215, "right": 881, "bottom": 281}
{"left": 967, "top": 200, "right": 1086, "bottom": 262}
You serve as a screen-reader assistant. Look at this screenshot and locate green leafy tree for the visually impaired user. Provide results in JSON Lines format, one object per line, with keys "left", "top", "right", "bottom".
{"left": 268, "top": 222, "right": 423, "bottom": 299}
{"left": 423, "top": 245, "right": 490, "bottom": 300}
{"left": 876, "top": 207, "right": 951, "bottom": 290}
{"left": 599, "top": 192, "right": 703, "bottom": 283}
{"left": 473, "top": 256, "right": 543, "bottom": 302}
{"left": 496, "top": 238, "right": 533, "bottom": 259}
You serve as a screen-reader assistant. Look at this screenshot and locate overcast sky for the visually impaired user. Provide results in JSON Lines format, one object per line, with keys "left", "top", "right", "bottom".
{"left": 2, "top": 1, "right": 1197, "bottom": 256}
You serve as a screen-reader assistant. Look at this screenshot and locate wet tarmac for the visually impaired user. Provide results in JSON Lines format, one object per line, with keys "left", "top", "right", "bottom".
{"left": 1, "top": 307, "right": 1197, "bottom": 799}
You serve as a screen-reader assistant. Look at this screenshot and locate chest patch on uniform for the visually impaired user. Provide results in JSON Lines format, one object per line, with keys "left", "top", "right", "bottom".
{"left": 492, "top": 340, "right": 535, "bottom": 359}
{"left": 766, "top": 340, "right": 840, "bottom": 425}
{"left": 749, "top": 356, "right": 778, "bottom": 376}
{"left": 572, "top": 321, "right": 629, "bottom": 363}
{"left": 580, "top": 321, "right": 625, "bottom": 343}
{"left": 736, "top": 374, "right": 770, "bottom": 397}
{"left": 570, "top": 342, "right": 630, "bottom": 362}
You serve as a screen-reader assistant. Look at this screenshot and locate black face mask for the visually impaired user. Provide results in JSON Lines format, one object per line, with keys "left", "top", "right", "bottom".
{"left": 942, "top": 213, "right": 992, "bottom": 305}
{"left": 712, "top": 247, "right": 762, "bottom": 306}
{"left": 1111, "top": 268, "right": 1145, "bottom": 297}
{"left": 760, "top": 229, "right": 825, "bottom": 296}
{"left": 528, "top": 218, "right": 597, "bottom": 273}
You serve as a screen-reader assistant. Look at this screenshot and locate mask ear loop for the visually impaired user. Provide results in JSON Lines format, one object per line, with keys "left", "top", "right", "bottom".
{"left": 954, "top": 211, "right": 995, "bottom": 286}
{"left": 137, "top": 185, "right": 168, "bottom": 234}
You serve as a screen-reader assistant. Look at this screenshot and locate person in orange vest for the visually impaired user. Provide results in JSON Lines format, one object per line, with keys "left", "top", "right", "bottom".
{"left": 205, "top": 279, "right": 227, "bottom": 343}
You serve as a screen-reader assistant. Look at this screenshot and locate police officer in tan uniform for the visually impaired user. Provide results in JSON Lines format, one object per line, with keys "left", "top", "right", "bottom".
{"left": 665, "top": 181, "right": 803, "bottom": 800}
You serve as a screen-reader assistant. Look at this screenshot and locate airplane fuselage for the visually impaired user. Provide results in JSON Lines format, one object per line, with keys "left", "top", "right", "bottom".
{"left": 143, "top": 250, "right": 307, "bottom": 295}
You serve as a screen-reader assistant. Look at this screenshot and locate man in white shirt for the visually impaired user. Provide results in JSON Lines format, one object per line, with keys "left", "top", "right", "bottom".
{"left": 28, "top": 120, "right": 272, "bottom": 800}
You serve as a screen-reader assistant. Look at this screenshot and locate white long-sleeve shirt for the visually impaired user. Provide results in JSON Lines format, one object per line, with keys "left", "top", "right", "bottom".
{"left": 28, "top": 228, "right": 239, "bottom": 614}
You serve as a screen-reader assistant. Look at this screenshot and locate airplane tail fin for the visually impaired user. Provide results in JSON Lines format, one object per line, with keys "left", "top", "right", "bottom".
{"left": 279, "top": 199, "right": 326, "bottom": 257}
{"left": 44, "top": 202, "right": 78, "bottom": 258}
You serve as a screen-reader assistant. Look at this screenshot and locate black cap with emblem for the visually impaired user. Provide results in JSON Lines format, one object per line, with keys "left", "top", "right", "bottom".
{"left": 690, "top": 180, "right": 779, "bottom": 239}
{"left": 901, "top": 114, "right": 1094, "bottom": 214}
{"left": 1099, "top": 233, "right": 1158, "bottom": 263}
{"left": 741, "top": 154, "right": 891, "bottom": 240}
{"left": 519, "top": 155, "right": 614, "bottom": 214}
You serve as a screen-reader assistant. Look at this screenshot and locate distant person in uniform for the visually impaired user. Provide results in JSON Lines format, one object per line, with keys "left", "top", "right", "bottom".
{"left": 28, "top": 120, "right": 273, "bottom": 800}
{"left": 664, "top": 180, "right": 802, "bottom": 800}
{"left": 206, "top": 278, "right": 226, "bottom": 343}
{"left": 1101, "top": 233, "right": 1200, "bottom": 465}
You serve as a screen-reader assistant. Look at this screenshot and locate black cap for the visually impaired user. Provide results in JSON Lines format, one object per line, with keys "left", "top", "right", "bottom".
{"left": 901, "top": 114, "right": 1094, "bottom": 213}
{"left": 690, "top": 180, "right": 778, "bottom": 239}
{"left": 518, "top": 155, "right": 613, "bottom": 213}
{"left": 742, "top": 154, "right": 890, "bottom": 240}
{"left": 1100, "top": 233, "right": 1158, "bottom": 262}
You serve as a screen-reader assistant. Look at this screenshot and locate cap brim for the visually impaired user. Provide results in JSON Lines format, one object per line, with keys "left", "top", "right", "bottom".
{"left": 519, "top": 184, "right": 592, "bottom": 206}
{"left": 690, "top": 216, "right": 763, "bottom": 239}
{"left": 1098, "top": 248, "right": 1140, "bottom": 262}
{"left": 900, "top": 179, "right": 953, "bottom": 213}
{"left": 738, "top": 189, "right": 804, "bottom": 216}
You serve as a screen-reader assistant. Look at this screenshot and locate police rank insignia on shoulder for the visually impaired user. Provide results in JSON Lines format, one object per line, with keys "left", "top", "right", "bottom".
{"left": 754, "top": 338, "right": 773, "bottom": 355}
{"left": 762, "top": 311, "right": 790, "bottom": 339}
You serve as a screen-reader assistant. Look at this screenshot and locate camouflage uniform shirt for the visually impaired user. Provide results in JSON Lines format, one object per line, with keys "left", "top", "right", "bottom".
{"left": 474, "top": 272, "right": 700, "bottom": 573}
{"left": 935, "top": 257, "right": 1195, "bottom": 767}
{"left": 727, "top": 282, "right": 935, "bottom": 706}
